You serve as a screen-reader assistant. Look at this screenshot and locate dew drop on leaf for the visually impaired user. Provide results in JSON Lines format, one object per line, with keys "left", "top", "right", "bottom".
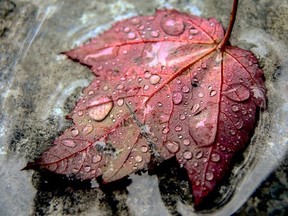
{"left": 160, "top": 15, "right": 185, "bottom": 36}
{"left": 195, "top": 150, "right": 203, "bottom": 159}
{"left": 211, "top": 153, "right": 220, "bottom": 162}
{"left": 62, "top": 139, "right": 76, "bottom": 148}
{"left": 82, "top": 124, "right": 94, "bottom": 135}
{"left": 92, "top": 154, "right": 102, "bottom": 163}
{"left": 183, "top": 151, "right": 193, "bottom": 160}
{"left": 164, "top": 141, "right": 180, "bottom": 153}
{"left": 88, "top": 98, "right": 113, "bottom": 121}
{"left": 149, "top": 74, "right": 161, "bottom": 85}
{"left": 172, "top": 92, "right": 183, "bottom": 104}
{"left": 183, "top": 139, "right": 190, "bottom": 146}
{"left": 135, "top": 155, "right": 143, "bottom": 163}
{"left": 71, "top": 128, "right": 79, "bottom": 137}
{"left": 206, "top": 172, "right": 214, "bottom": 181}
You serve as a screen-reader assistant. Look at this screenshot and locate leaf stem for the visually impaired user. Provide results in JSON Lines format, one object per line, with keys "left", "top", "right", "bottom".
{"left": 218, "top": 0, "right": 238, "bottom": 51}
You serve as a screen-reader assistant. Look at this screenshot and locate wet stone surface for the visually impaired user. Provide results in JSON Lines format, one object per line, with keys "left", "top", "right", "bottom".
{"left": 0, "top": 0, "right": 288, "bottom": 215}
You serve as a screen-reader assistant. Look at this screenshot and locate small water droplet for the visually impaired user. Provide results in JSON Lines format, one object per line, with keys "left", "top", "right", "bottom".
{"left": 141, "top": 145, "right": 149, "bottom": 153}
{"left": 116, "top": 84, "right": 124, "bottom": 90}
{"left": 131, "top": 18, "right": 141, "bottom": 25}
{"left": 172, "top": 92, "right": 183, "bottom": 104}
{"left": 195, "top": 150, "right": 203, "bottom": 159}
{"left": 182, "top": 85, "right": 190, "bottom": 93}
{"left": 143, "top": 85, "right": 149, "bottom": 91}
{"left": 248, "top": 61, "right": 253, "bottom": 66}
{"left": 193, "top": 162, "right": 198, "bottom": 167}
{"left": 231, "top": 104, "right": 240, "bottom": 112}
{"left": 127, "top": 32, "right": 136, "bottom": 39}
{"left": 230, "top": 129, "right": 236, "bottom": 135}
{"left": 92, "top": 154, "right": 102, "bottom": 163}
{"left": 83, "top": 124, "right": 94, "bottom": 135}
{"left": 179, "top": 114, "right": 186, "bottom": 120}
{"left": 97, "top": 65, "right": 103, "bottom": 71}
{"left": 160, "top": 15, "right": 185, "bottom": 36}
{"left": 164, "top": 141, "right": 180, "bottom": 153}
{"left": 135, "top": 155, "right": 143, "bottom": 163}
{"left": 191, "top": 103, "right": 200, "bottom": 114}
{"left": 150, "top": 31, "right": 159, "bottom": 38}
{"left": 77, "top": 110, "right": 84, "bottom": 116}
{"left": 88, "top": 90, "right": 94, "bottom": 95}
{"left": 198, "top": 92, "right": 204, "bottom": 98}
{"left": 149, "top": 74, "right": 161, "bottom": 85}
{"left": 62, "top": 139, "right": 76, "bottom": 148}
{"left": 102, "top": 86, "right": 109, "bottom": 91}
{"left": 162, "top": 127, "right": 169, "bottom": 134}
{"left": 175, "top": 125, "right": 182, "bottom": 132}
{"left": 242, "top": 108, "right": 248, "bottom": 115}
{"left": 190, "top": 28, "right": 199, "bottom": 35}
{"left": 210, "top": 90, "right": 217, "bottom": 97}
{"left": 211, "top": 153, "right": 220, "bottom": 162}
{"left": 158, "top": 102, "right": 163, "bottom": 107}
{"left": 84, "top": 165, "right": 91, "bottom": 172}
{"left": 206, "top": 172, "right": 214, "bottom": 181}
{"left": 123, "top": 27, "right": 130, "bottom": 32}
{"left": 71, "top": 129, "right": 79, "bottom": 137}
{"left": 144, "top": 71, "right": 151, "bottom": 78}
{"left": 183, "top": 139, "right": 190, "bottom": 146}
{"left": 235, "top": 120, "right": 244, "bottom": 129}
{"left": 123, "top": 50, "right": 128, "bottom": 55}
{"left": 183, "top": 151, "right": 193, "bottom": 160}
{"left": 117, "top": 98, "right": 124, "bottom": 106}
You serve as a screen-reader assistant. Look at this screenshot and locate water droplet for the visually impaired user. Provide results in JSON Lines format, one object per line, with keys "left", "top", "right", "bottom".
{"left": 172, "top": 92, "right": 183, "bottom": 104}
{"left": 77, "top": 110, "right": 84, "bottom": 116}
{"left": 195, "top": 150, "right": 203, "bottom": 159}
{"left": 183, "top": 151, "right": 193, "bottom": 160}
{"left": 231, "top": 104, "right": 239, "bottom": 112}
{"left": 143, "top": 85, "right": 149, "bottom": 91}
{"left": 160, "top": 15, "right": 185, "bottom": 36}
{"left": 92, "top": 154, "right": 102, "bottom": 163}
{"left": 179, "top": 114, "right": 186, "bottom": 120}
{"left": 183, "top": 139, "right": 190, "bottom": 146}
{"left": 210, "top": 90, "right": 217, "bottom": 97}
{"left": 189, "top": 28, "right": 199, "bottom": 35}
{"left": 88, "top": 90, "right": 94, "bottom": 95}
{"left": 102, "top": 86, "right": 109, "bottom": 91}
{"left": 242, "top": 108, "right": 248, "bottom": 115}
{"left": 127, "top": 32, "right": 136, "bottom": 39}
{"left": 198, "top": 92, "right": 204, "bottom": 98}
{"left": 201, "top": 62, "right": 207, "bottom": 69}
{"left": 88, "top": 97, "right": 114, "bottom": 121}
{"left": 193, "top": 162, "right": 198, "bottom": 167}
{"left": 123, "top": 27, "right": 130, "bottom": 32}
{"left": 195, "top": 180, "right": 200, "bottom": 186}
{"left": 175, "top": 125, "right": 182, "bottom": 132}
{"left": 62, "top": 139, "right": 76, "bottom": 148}
{"left": 116, "top": 84, "right": 124, "bottom": 90}
{"left": 150, "top": 31, "right": 159, "bottom": 38}
{"left": 135, "top": 155, "right": 143, "bottom": 163}
{"left": 83, "top": 124, "right": 94, "bottom": 135}
{"left": 141, "top": 145, "right": 149, "bottom": 153}
{"left": 164, "top": 141, "right": 180, "bottom": 153}
{"left": 144, "top": 71, "right": 151, "bottom": 78}
{"left": 230, "top": 129, "right": 236, "bottom": 136}
{"left": 162, "top": 127, "right": 169, "bottom": 134}
{"left": 248, "top": 61, "right": 253, "bottom": 66}
{"left": 182, "top": 85, "right": 190, "bottom": 93}
{"left": 191, "top": 103, "right": 200, "bottom": 114}
{"left": 123, "top": 50, "right": 128, "bottom": 55}
{"left": 206, "top": 172, "right": 214, "bottom": 181}
{"left": 149, "top": 75, "right": 161, "bottom": 85}
{"left": 131, "top": 18, "right": 141, "bottom": 25}
{"left": 84, "top": 165, "right": 91, "bottom": 172}
{"left": 71, "top": 129, "right": 79, "bottom": 137}
{"left": 158, "top": 102, "right": 163, "bottom": 107}
{"left": 117, "top": 98, "right": 124, "bottom": 106}
{"left": 235, "top": 120, "right": 244, "bottom": 129}
{"left": 211, "top": 153, "right": 220, "bottom": 162}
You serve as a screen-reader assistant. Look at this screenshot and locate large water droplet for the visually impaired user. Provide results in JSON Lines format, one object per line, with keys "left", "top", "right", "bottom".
{"left": 149, "top": 75, "right": 161, "bottom": 85}
{"left": 135, "top": 155, "right": 143, "bottom": 163}
{"left": 88, "top": 97, "right": 114, "bottom": 121}
{"left": 62, "top": 139, "right": 76, "bottom": 148}
{"left": 92, "top": 154, "right": 102, "bottom": 163}
{"left": 117, "top": 98, "right": 124, "bottom": 106}
{"left": 164, "top": 141, "right": 180, "bottom": 153}
{"left": 183, "top": 151, "right": 193, "bottom": 160}
{"left": 116, "top": 84, "right": 124, "bottom": 90}
{"left": 82, "top": 124, "right": 94, "bottom": 135}
{"left": 191, "top": 103, "right": 200, "bottom": 114}
{"left": 211, "top": 153, "right": 220, "bottom": 162}
{"left": 150, "top": 31, "right": 159, "bottom": 38}
{"left": 206, "top": 172, "right": 214, "bottom": 181}
{"left": 123, "top": 27, "right": 130, "bottom": 32}
{"left": 160, "top": 15, "right": 185, "bottom": 36}
{"left": 172, "top": 92, "right": 183, "bottom": 104}
{"left": 210, "top": 90, "right": 217, "bottom": 97}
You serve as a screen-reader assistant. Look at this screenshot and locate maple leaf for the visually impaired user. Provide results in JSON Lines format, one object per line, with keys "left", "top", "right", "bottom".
{"left": 28, "top": 1, "right": 266, "bottom": 206}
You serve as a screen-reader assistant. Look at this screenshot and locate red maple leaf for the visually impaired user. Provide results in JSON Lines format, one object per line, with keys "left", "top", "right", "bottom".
{"left": 28, "top": 1, "right": 266, "bottom": 206}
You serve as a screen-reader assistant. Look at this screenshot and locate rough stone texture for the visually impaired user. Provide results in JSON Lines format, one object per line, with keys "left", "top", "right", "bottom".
{"left": 0, "top": 0, "right": 287, "bottom": 215}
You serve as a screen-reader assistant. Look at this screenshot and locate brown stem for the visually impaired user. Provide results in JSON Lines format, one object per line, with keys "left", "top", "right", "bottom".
{"left": 218, "top": 0, "right": 238, "bottom": 51}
